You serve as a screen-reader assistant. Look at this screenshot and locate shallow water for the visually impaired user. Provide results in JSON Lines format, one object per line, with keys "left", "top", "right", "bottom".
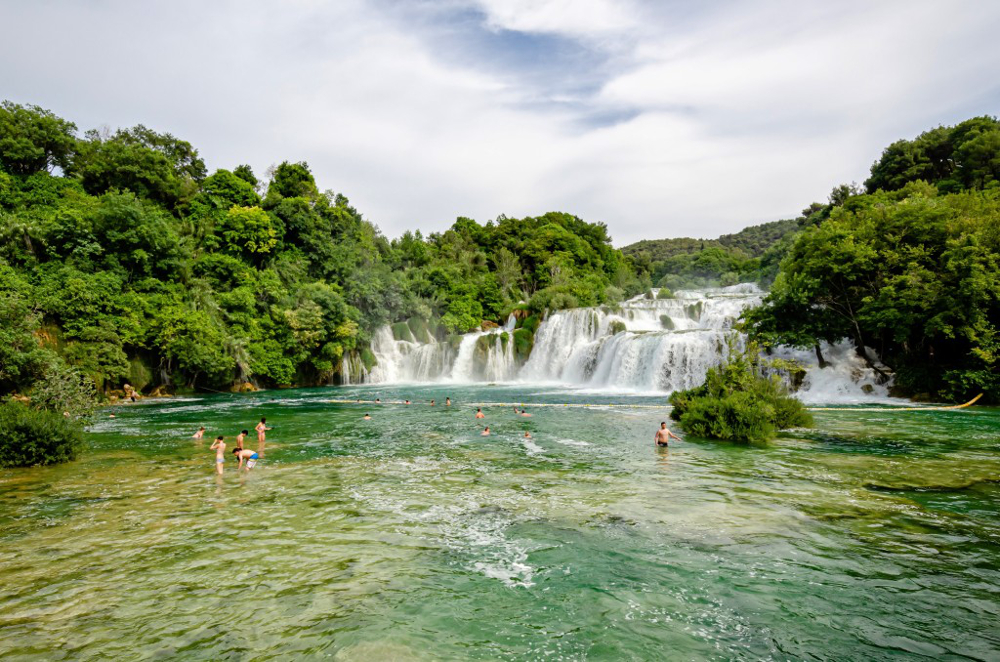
{"left": 1, "top": 385, "right": 999, "bottom": 660}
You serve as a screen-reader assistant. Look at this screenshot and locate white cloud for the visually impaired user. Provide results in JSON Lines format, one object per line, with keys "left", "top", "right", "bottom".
{"left": 0, "top": 0, "right": 998, "bottom": 245}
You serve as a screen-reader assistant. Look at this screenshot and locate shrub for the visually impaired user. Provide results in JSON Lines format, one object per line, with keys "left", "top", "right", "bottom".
{"left": 522, "top": 315, "right": 541, "bottom": 334}
{"left": 0, "top": 400, "right": 84, "bottom": 467}
{"left": 30, "top": 363, "right": 97, "bottom": 419}
{"left": 656, "top": 287, "right": 673, "bottom": 299}
{"left": 644, "top": 289, "right": 655, "bottom": 300}
{"left": 668, "top": 337, "right": 813, "bottom": 443}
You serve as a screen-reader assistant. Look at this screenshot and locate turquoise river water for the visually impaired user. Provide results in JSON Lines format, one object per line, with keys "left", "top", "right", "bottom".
{"left": 1, "top": 384, "right": 999, "bottom": 660}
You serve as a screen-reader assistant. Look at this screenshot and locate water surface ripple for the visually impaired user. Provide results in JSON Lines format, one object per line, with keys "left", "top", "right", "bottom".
{"left": 1, "top": 384, "right": 998, "bottom": 660}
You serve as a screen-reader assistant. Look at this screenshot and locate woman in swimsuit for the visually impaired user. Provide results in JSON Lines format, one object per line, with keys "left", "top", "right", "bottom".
{"left": 210, "top": 436, "right": 226, "bottom": 474}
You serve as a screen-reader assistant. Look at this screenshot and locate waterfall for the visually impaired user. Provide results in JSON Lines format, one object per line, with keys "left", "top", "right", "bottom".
{"left": 342, "top": 284, "right": 890, "bottom": 400}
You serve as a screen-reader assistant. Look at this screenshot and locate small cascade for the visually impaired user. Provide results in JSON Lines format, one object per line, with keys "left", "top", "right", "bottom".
{"left": 342, "top": 284, "right": 890, "bottom": 400}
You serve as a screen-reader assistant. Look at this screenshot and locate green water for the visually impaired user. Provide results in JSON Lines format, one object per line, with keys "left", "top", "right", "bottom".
{"left": 1, "top": 385, "right": 999, "bottom": 660}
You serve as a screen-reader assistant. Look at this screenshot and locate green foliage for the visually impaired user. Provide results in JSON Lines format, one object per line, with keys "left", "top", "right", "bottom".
{"left": 0, "top": 101, "right": 78, "bottom": 175}
{"left": 29, "top": 363, "right": 97, "bottom": 419}
{"left": 656, "top": 287, "right": 673, "bottom": 299}
{"left": 219, "top": 206, "right": 278, "bottom": 260}
{"left": 512, "top": 328, "right": 534, "bottom": 361}
{"left": 743, "top": 186, "right": 1000, "bottom": 402}
{"left": 623, "top": 218, "right": 802, "bottom": 289}
{"left": 866, "top": 116, "right": 1000, "bottom": 193}
{"left": 0, "top": 400, "right": 84, "bottom": 467}
{"left": 70, "top": 125, "right": 205, "bottom": 208}
{"left": 668, "top": 339, "right": 812, "bottom": 443}
{"left": 392, "top": 322, "right": 415, "bottom": 342}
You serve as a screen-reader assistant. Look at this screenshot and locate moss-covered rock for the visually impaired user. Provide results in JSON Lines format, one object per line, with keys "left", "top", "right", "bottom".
{"left": 513, "top": 328, "right": 534, "bottom": 361}
{"left": 522, "top": 315, "right": 541, "bottom": 334}
{"left": 659, "top": 315, "right": 675, "bottom": 330}
{"left": 499, "top": 331, "right": 510, "bottom": 350}
{"left": 609, "top": 320, "right": 627, "bottom": 335}
{"left": 407, "top": 317, "right": 432, "bottom": 343}
{"left": 391, "top": 322, "right": 414, "bottom": 342}
{"left": 360, "top": 347, "right": 378, "bottom": 371}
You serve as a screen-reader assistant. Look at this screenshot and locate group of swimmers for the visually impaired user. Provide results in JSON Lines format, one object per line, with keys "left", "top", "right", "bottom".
{"left": 358, "top": 398, "right": 683, "bottom": 446}
{"left": 194, "top": 417, "right": 271, "bottom": 474}
{"left": 196, "top": 401, "right": 683, "bottom": 475}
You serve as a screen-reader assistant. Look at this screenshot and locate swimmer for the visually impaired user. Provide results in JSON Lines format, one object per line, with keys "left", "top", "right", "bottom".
{"left": 210, "top": 435, "right": 226, "bottom": 475}
{"left": 520, "top": 409, "right": 532, "bottom": 417}
{"left": 376, "top": 398, "right": 381, "bottom": 404}
{"left": 405, "top": 400, "right": 411, "bottom": 405}
{"left": 523, "top": 431, "right": 532, "bottom": 439}
{"left": 481, "top": 426, "right": 490, "bottom": 436}
{"left": 655, "top": 422, "right": 681, "bottom": 447}
{"left": 193, "top": 427, "right": 206, "bottom": 439}
{"left": 475, "top": 408, "right": 485, "bottom": 419}
{"left": 236, "top": 429, "right": 247, "bottom": 449}
{"left": 446, "top": 397, "right": 451, "bottom": 406}
{"left": 255, "top": 417, "right": 270, "bottom": 455}
{"left": 363, "top": 413, "right": 371, "bottom": 420}
{"left": 233, "top": 447, "right": 259, "bottom": 471}
{"left": 430, "top": 399, "right": 435, "bottom": 406}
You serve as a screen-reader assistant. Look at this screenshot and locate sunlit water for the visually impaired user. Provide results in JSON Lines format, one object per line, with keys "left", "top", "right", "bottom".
{"left": 2, "top": 385, "right": 999, "bottom": 660}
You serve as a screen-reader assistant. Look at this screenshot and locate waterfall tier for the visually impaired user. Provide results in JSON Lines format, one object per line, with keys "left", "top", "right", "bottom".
{"left": 343, "top": 284, "right": 889, "bottom": 400}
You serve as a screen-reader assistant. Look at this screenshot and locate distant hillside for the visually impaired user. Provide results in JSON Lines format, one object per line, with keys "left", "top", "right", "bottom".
{"left": 621, "top": 218, "right": 801, "bottom": 290}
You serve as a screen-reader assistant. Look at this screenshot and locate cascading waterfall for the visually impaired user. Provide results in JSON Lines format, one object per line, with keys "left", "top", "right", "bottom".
{"left": 343, "top": 284, "right": 889, "bottom": 400}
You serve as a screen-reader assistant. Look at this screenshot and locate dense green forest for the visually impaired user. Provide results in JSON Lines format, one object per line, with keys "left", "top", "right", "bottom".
{"left": 746, "top": 117, "right": 1000, "bottom": 402}
{"left": 0, "top": 101, "right": 645, "bottom": 408}
{"left": 2, "top": 101, "right": 1000, "bottom": 426}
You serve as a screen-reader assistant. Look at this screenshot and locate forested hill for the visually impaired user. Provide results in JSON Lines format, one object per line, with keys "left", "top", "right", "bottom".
{"left": 622, "top": 217, "right": 802, "bottom": 290}
{"left": 0, "top": 101, "right": 646, "bottom": 397}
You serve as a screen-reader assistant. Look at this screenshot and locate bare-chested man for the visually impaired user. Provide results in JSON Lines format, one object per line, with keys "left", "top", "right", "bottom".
{"left": 475, "top": 408, "right": 485, "bottom": 419}
{"left": 233, "top": 447, "right": 259, "bottom": 471}
{"left": 655, "top": 422, "right": 681, "bottom": 447}
{"left": 235, "top": 429, "right": 247, "bottom": 449}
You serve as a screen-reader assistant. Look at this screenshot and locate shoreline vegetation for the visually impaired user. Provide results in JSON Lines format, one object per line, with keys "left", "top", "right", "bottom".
{"left": 2, "top": 101, "right": 1000, "bottom": 460}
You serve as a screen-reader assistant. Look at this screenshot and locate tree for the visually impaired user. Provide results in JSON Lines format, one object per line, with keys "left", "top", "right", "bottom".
{"left": 0, "top": 101, "right": 77, "bottom": 175}
{"left": 218, "top": 206, "right": 279, "bottom": 262}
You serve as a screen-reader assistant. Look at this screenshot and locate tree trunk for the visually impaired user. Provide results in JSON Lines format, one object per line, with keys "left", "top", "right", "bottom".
{"left": 814, "top": 343, "right": 829, "bottom": 369}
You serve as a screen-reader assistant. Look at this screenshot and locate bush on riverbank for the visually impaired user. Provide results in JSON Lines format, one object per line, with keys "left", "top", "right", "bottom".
{"left": 669, "top": 338, "right": 812, "bottom": 443}
{"left": 0, "top": 400, "right": 84, "bottom": 467}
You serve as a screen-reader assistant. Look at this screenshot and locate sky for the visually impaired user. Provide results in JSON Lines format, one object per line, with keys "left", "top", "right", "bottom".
{"left": 1, "top": 0, "right": 999, "bottom": 245}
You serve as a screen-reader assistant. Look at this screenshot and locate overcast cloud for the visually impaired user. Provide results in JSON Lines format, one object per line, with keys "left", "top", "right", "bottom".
{"left": 1, "top": 0, "right": 998, "bottom": 244}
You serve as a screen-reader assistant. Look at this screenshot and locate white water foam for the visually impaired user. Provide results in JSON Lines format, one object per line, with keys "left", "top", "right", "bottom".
{"left": 344, "top": 284, "right": 892, "bottom": 402}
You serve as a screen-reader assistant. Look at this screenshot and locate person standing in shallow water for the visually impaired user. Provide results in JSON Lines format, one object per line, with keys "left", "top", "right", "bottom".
{"left": 255, "top": 418, "right": 270, "bottom": 456}
{"left": 475, "top": 408, "right": 485, "bottom": 419}
{"left": 655, "top": 422, "right": 681, "bottom": 447}
{"left": 210, "top": 435, "right": 226, "bottom": 475}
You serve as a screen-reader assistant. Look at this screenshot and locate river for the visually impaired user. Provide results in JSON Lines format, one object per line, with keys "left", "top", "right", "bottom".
{"left": 2, "top": 384, "right": 998, "bottom": 660}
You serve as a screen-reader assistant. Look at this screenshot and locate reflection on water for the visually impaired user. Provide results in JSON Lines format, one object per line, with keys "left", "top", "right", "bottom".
{"left": 1, "top": 384, "right": 999, "bottom": 660}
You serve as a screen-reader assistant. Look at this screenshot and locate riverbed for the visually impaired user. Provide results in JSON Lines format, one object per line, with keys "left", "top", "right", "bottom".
{"left": 1, "top": 384, "right": 998, "bottom": 660}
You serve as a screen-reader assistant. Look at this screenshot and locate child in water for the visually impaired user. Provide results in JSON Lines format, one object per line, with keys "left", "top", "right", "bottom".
{"left": 481, "top": 426, "right": 490, "bottom": 436}
{"left": 210, "top": 435, "right": 226, "bottom": 474}
{"left": 192, "top": 427, "right": 206, "bottom": 440}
